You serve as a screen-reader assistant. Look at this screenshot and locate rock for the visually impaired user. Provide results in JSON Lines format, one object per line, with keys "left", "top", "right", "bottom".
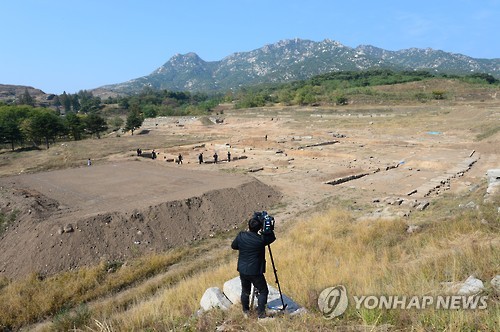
{"left": 402, "top": 199, "right": 418, "bottom": 207}
{"left": 459, "top": 201, "right": 476, "bottom": 209}
{"left": 458, "top": 276, "right": 484, "bottom": 295}
{"left": 289, "top": 307, "right": 308, "bottom": 316}
{"left": 63, "top": 224, "right": 74, "bottom": 233}
{"left": 416, "top": 201, "right": 430, "bottom": 211}
{"left": 223, "top": 277, "right": 245, "bottom": 305}
{"left": 397, "top": 210, "right": 411, "bottom": 218}
{"left": 200, "top": 287, "right": 232, "bottom": 311}
{"left": 444, "top": 276, "right": 485, "bottom": 295}
{"left": 406, "top": 225, "right": 422, "bottom": 234}
{"left": 485, "top": 169, "right": 500, "bottom": 201}
{"left": 386, "top": 198, "right": 403, "bottom": 205}
{"left": 441, "top": 276, "right": 484, "bottom": 295}
{"left": 486, "top": 169, "right": 500, "bottom": 183}
{"left": 491, "top": 275, "right": 500, "bottom": 293}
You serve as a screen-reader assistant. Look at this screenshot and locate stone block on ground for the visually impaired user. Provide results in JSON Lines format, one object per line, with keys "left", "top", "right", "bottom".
{"left": 485, "top": 169, "right": 500, "bottom": 201}
{"left": 458, "top": 276, "right": 484, "bottom": 295}
{"left": 442, "top": 275, "right": 485, "bottom": 296}
{"left": 486, "top": 169, "right": 500, "bottom": 183}
{"left": 200, "top": 287, "right": 233, "bottom": 311}
{"left": 223, "top": 276, "right": 244, "bottom": 305}
{"left": 406, "top": 225, "right": 422, "bottom": 234}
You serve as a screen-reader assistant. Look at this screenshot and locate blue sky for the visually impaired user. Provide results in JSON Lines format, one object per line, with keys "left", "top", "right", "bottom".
{"left": 1, "top": 0, "right": 499, "bottom": 94}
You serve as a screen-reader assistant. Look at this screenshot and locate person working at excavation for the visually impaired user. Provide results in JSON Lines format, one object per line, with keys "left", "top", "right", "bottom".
{"left": 231, "top": 215, "right": 276, "bottom": 318}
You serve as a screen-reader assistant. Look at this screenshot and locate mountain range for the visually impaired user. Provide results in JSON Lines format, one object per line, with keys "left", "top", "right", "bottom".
{"left": 98, "top": 39, "right": 500, "bottom": 94}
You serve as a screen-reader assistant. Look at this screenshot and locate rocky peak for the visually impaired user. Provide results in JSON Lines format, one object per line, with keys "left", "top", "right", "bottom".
{"left": 98, "top": 38, "right": 500, "bottom": 94}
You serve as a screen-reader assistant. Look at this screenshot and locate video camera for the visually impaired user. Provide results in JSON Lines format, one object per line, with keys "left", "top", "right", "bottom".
{"left": 253, "top": 211, "right": 275, "bottom": 234}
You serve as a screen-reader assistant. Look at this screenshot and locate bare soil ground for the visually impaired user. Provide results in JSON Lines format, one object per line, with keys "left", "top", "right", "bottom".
{"left": 0, "top": 163, "right": 281, "bottom": 278}
{"left": 0, "top": 95, "right": 499, "bottom": 279}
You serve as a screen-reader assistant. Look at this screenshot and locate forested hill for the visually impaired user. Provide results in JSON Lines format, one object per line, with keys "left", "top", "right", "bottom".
{"left": 99, "top": 38, "right": 500, "bottom": 94}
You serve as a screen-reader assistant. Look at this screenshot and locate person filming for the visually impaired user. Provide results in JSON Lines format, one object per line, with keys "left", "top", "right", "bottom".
{"left": 231, "top": 213, "right": 276, "bottom": 319}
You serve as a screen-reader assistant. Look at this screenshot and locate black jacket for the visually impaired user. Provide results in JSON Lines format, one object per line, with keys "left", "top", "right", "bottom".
{"left": 231, "top": 230, "right": 276, "bottom": 275}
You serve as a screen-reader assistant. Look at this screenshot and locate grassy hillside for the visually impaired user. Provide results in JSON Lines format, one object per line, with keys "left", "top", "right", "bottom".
{"left": 0, "top": 187, "right": 498, "bottom": 331}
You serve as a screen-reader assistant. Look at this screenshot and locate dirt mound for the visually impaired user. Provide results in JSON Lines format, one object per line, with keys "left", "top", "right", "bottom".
{"left": 0, "top": 163, "right": 281, "bottom": 278}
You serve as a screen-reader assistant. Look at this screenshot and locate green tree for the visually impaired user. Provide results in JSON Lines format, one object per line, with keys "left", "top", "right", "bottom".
{"left": 60, "top": 92, "right": 72, "bottom": 113}
{"left": 234, "top": 92, "right": 266, "bottom": 109}
{"left": 0, "top": 105, "right": 31, "bottom": 150}
{"left": 83, "top": 113, "right": 108, "bottom": 139}
{"left": 71, "top": 94, "right": 81, "bottom": 112}
{"left": 52, "top": 95, "right": 61, "bottom": 108}
{"left": 105, "top": 96, "right": 115, "bottom": 104}
{"left": 335, "top": 95, "right": 349, "bottom": 106}
{"left": 64, "top": 112, "right": 84, "bottom": 140}
{"left": 467, "top": 73, "right": 498, "bottom": 84}
{"left": 18, "top": 88, "right": 35, "bottom": 106}
{"left": 109, "top": 116, "right": 124, "bottom": 131}
{"left": 78, "top": 90, "right": 101, "bottom": 113}
{"left": 125, "top": 105, "right": 144, "bottom": 135}
{"left": 142, "top": 104, "right": 158, "bottom": 118}
{"left": 118, "top": 98, "right": 129, "bottom": 109}
{"left": 277, "top": 89, "right": 293, "bottom": 105}
{"left": 22, "top": 108, "right": 65, "bottom": 149}
{"left": 294, "top": 85, "right": 316, "bottom": 105}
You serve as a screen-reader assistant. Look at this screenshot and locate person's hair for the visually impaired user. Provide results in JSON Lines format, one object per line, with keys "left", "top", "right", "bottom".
{"left": 248, "top": 218, "right": 262, "bottom": 233}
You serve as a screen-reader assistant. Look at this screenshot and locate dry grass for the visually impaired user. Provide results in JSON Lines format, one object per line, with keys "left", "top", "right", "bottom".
{"left": 0, "top": 247, "right": 191, "bottom": 330}
{"left": 31, "top": 192, "right": 496, "bottom": 332}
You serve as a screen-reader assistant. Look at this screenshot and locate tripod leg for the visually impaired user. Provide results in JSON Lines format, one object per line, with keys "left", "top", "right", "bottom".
{"left": 267, "top": 245, "right": 288, "bottom": 311}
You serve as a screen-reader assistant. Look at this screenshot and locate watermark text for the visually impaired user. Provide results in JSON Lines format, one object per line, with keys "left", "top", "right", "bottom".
{"left": 318, "top": 285, "right": 489, "bottom": 319}
{"left": 353, "top": 295, "right": 488, "bottom": 310}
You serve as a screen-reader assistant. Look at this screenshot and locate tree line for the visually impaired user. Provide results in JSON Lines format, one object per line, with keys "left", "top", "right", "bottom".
{"left": 0, "top": 88, "right": 224, "bottom": 150}
{"left": 0, "top": 104, "right": 108, "bottom": 150}
{"left": 116, "top": 87, "right": 224, "bottom": 118}
{"left": 2, "top": 70, "right": 497, "bottom": 151}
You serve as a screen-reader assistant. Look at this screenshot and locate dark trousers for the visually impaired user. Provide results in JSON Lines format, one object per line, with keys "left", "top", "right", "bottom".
{"left": 240, "top": 273, "right": 269, "bottom": 316}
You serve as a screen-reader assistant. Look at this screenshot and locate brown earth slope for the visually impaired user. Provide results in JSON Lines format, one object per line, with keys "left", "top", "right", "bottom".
{"left": 0, "top": 161, "right": 281, "bottom": 278}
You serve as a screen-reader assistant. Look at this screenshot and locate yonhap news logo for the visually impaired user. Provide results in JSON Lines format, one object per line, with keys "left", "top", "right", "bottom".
{"left": 317, "top": 285, "right": 349, "bottom": 319}
{"left": 318, "top": 285, "right": 488, "bottom": 319}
